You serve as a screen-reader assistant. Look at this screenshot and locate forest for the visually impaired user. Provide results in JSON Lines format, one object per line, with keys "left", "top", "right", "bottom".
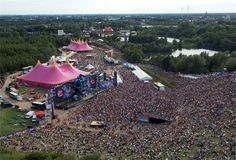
{"left": 0, "top": 31, "right": 70, "bottom": 74}
{"left": 0, "top": 15, "right": 236, "bottom": 74}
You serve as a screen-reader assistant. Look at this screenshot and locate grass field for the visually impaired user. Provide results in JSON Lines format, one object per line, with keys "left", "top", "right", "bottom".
{"left": 140, "top": 64, "right": 176, "bottom": 88}
{"left": 0, "top": 106, "right": 35, "bottom": 135}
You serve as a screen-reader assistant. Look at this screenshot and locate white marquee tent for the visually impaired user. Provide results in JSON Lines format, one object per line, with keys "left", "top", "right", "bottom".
{"left": 85, "top": 64, "right": 95, "bottom": 70}
{"left": 132, "top": 68, "right": 152, "bottom": 81}
{"left": 117, "top": 72, "right": 123, "bottom": 84}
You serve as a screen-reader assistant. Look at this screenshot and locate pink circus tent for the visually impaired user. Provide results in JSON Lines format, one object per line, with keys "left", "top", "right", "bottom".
{"left": 102, "top": 26, "right": 113, "bottom": 32}
{"left": 67, "top": 40, "right": 93, "bottom": 52}
{"left": 17, "top": 60, "right": 90, "bottom": 88}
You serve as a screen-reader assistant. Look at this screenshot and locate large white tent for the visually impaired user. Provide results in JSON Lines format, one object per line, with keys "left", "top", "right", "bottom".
{"left": 132, "top": 68, "right": 152, "bottom": 81}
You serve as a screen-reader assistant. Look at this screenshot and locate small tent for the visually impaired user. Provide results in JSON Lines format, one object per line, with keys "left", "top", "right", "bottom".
{"left": 116, "top": 72, "right": 123, "bottom": 85}
{"left": 67, "top": 40, "right": 93, "bottom": 52}
{"left": 85, "top": 64, "right": 95, "bottom": 70}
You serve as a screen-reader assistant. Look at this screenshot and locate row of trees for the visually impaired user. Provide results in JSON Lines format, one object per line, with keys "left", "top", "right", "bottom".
{"left": 145, "top": 22, "right": 236, "bottom": 52}
{"left": 121, "top": 44, "right": 144, "bottom": 63}
{"left": 129, "top": 35, "right": 182, "bottom": 54}
{"left": 149, "top": 52, "right": 236, "bottom": 74}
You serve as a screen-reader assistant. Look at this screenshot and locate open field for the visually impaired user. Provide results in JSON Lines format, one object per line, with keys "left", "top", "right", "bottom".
{"left": 0, "top": 107, "right": 35, "bottom": 135}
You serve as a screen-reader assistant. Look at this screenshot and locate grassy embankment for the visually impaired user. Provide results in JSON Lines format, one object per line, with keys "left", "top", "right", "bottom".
{"left": 140, "top": 64, "right": 176, "bottom": 88}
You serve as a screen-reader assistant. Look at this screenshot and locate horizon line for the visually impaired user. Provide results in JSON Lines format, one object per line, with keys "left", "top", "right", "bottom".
{"left": 0, "top": 12, "right": 236, "bottom": 16}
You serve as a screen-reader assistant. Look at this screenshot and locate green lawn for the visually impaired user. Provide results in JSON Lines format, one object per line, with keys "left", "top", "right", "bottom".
{"left": 140, "top": 64, "right": 176, "bottom": 88}
{"left": 0, "top": 147, "right": 25, "bottom": 160}
{"left": 0, "top": 106, "right": 35, "bottom": 135}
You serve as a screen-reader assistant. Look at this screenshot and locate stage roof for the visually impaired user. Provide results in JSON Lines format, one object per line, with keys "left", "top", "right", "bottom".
{"left": 17, "top": 59, "right": 89, "bottom": 88}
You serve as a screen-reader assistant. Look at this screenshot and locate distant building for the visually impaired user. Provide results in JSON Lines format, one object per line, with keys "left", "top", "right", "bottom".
{"left": 57, "top": 30, "right": 66, "bottom": 36}
{"left": 130, "top": 31, "right": 137, "bottom": 36}
{"left": 119, "top": 30, "right": 130, "bottom": 36}
{"left": 119, "top": 30, "right": 130, "bottom": 42}
{"left": 57, "top": 30, "right": 72, "bottom": 36}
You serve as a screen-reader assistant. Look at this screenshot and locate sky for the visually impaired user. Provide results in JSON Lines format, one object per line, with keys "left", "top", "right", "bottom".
{"left": 0, "top": 0, "right": 235, "bottom": 15}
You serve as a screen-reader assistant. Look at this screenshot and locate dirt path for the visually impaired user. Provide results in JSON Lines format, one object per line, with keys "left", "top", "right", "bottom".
{"left": 0, "top": 71, "right": 21, "bottom": 102}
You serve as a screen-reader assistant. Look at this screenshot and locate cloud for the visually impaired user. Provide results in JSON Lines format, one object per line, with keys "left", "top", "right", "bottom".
{"left": 0, "top": 0, "right": 235, "bottom": 15}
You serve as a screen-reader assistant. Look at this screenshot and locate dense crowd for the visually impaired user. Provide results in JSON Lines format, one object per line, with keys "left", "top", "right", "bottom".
{"left": 75, "top": 48, "right": 115, "bottom": 72}
{"left": 2, "top": 48, "right": 236, "bottom": 159}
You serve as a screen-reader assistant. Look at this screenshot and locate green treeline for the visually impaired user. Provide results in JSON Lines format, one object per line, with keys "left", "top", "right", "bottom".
{"left": 0, "top": 30, "right": 70, "bottom": 74}
{"left": 129, "top": 22, "right": 236, "bottom": 52}
{"left": 149, "top": 52, "right": 236, "bottom": 74}
{"left": 108, "top": 22, "right": 236, "bottom": 74}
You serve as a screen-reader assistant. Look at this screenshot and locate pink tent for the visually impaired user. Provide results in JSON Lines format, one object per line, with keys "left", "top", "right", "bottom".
{"left": 102, "top": 26, "right": 113, "bottom": 32}
{"left": 67, "top": 40, "right": 93, "bottom": 52}
{"left": 59, "top": 63, "right": 89, "bottom": 76}
{"left": 17, "top": 60, "right": 90, "bottom": 88}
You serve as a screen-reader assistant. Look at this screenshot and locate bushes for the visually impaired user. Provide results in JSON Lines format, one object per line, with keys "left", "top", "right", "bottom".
{"left": 80, "top": 153, "right": 101, "bottom": 160}
{"left": 22, "top": 152, "right": 76, "bottom": 160}
{"left": 224, "top": 57, "right": 236, "bottom": 71}
{"left": 0, "top": 147, "right": 102, "bottom": 160}
{"left": 23, "top": 152, "right": 47, "bottom": 160}
{"left": 0, "top": 147, "right": 77, "bottom": 160}
{"left": 122, "top": 43, "right": 144, "bottom": 63}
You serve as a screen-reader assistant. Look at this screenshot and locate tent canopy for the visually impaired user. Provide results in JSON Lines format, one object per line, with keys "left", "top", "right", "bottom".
{"left": 67, "top": 40, "right": 93, "bottom": 52}
{"left": 102, "top": 26, "right": 113, "bottom": 32}
{"left": 85, "top": 64, "right": 95, "bottom": 70}
{"left": 132, "top": 68, "right": 152, "bottom": 81}
{"left": 117, "top": 72, "right": 123, "bottom": 84}
{"left": 17, "top": 59, "right": 89, "bottom": 88}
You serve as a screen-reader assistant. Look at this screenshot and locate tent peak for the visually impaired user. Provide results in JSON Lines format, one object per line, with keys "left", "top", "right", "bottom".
{"left": 51, "top": 57, "right": 58, "bottom": 68}
{"left": 36, "top": 60, "right": 41, "bottom": 65}
{"left": 66, "top": 58, "right": 70, "bottom": 64}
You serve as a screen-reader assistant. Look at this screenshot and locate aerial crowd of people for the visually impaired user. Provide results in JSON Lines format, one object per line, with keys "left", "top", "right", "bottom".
{"left": 2, "top": 47, "right": 236, "bottom": 159}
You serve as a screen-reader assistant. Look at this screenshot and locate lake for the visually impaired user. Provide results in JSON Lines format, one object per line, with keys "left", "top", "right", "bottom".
{"left": 172, "top": 49, "right": 218, "bottom": 57}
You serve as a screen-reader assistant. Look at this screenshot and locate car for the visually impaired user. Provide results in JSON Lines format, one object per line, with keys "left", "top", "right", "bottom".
{"left": 1, "top": 101, "right": 14, "bottom": 108}
{"left": 25, "top": 111, "right": 35, "bottom": 119}
{"left": 90, "top": 121, "right": 106, "bottom": 128}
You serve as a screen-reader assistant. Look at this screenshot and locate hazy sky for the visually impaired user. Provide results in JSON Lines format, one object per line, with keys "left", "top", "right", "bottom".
{"left": 0, "top": 0, "right": 235, "bottom": 15}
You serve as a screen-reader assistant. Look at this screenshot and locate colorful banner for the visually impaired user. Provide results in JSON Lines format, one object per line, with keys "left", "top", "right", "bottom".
{"left": 55, "top": 82, "right": 75, "bottom": 99}
{"left": 99, "top": 80, "right": 114, "bottom": 90}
